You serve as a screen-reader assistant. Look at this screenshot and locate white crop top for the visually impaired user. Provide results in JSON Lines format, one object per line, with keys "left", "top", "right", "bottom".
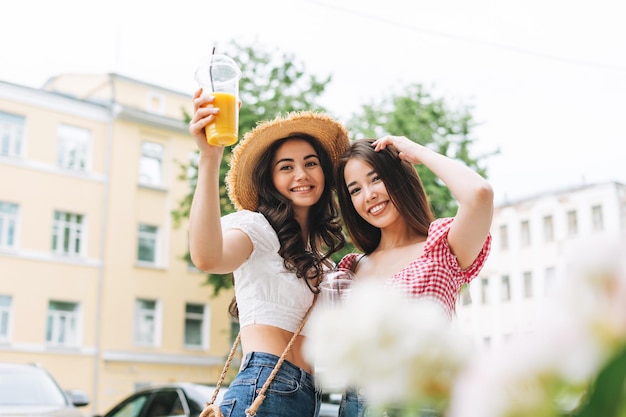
{"left": 221, "top": 210, "right": 316, "bottom": 336}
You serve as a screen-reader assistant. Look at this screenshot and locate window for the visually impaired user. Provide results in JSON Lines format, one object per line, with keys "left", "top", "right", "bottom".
{"left": 543, "top": 215, "right": 554, "bottom": 242}
{"left": 0, "top": 295, "right": 12, "bottom": 341}
{"left": 146, "top": 92, "right": 166, "bottom": 114}
{"left": 0, "top": 201, "right": 18, "bottom": 248}
{"left": 499, "top": 225, "right": 508, "bottom": 250}
{"left": 520, "top": 220, "right": 531, "bottom": 247}
{"left": 134, "top": 299, "right": 159, "bottom": 346}
{"left": 46, "top": 301, "right": 79, "bottom": 346}
{"left": 106, "top": 392, "right": 149, "bottom": 417}
{"left": 145, "top": 390, "right": 185, "bottom": 417}
{"left": 137, "top": 224, "right": 159, "bottom": 264}
{"left": 0, "top": 111, "right": 24, "bottom": 157}
{"left": 460, "top": 285, "right": 471, "bottom": 306}
{"left": 57, "top": 124, "right": 91, "bottom": 171}
{"left": 139, "top": 142, "right": 164, "bottom": 186}
{"left": 51, "top": 211, "right": 84, "bottom": 255}
{"left": 480, "top": 278, "right": 489, "bottom": 305}
{"left": 592, "top": 205, "right": 604, "bottom": 232}
{"left": 545, "top": 266, "right": 556, "bottom": 296}
{"left": 184, "top": 303, "right": 207, "bottom": 348}
{"left": 567, "top": 210, "right": 578, "bottom": 237}
{"left": 500, "top": 275, "right": 511, "bottom": 302}
{"left": 523, "top": 271, "right": 533, "bottom": 298}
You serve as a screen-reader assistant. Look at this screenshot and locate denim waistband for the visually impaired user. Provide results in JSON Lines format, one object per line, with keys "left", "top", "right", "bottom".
{"left": 241, "top": 351, "right": 317, "bottom": 391}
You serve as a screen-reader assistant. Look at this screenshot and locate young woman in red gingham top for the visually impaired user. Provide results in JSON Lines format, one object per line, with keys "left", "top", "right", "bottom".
{"left": 334, "top": 136, "right": 493, "bottom": 417}
{"left": 338, "top": 217, "right": 490, "bottom": 318}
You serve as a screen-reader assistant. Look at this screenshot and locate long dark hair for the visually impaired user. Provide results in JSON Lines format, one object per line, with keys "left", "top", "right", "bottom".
{"left": 335, "top": 138, "right": 434, "bottom": 254}
{"left": 229, "top": 134, "right": 346, "bottom": 318}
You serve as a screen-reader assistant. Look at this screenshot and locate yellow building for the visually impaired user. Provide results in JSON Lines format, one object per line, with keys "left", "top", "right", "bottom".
{"left": 0, "top": 74, "right": 234, "bottom": 415}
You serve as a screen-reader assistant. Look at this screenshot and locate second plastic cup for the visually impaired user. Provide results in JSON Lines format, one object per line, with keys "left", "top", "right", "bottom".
{"left": 195, "top": 54, "right": 242, "bottom": 147}
{"left": 319, "top": 268, "right": 355, "bottom": 307}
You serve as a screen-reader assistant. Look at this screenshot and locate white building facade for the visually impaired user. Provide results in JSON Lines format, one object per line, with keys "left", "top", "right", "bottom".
{"left": 456, "top": 181, "right": 626, "bottom": 350}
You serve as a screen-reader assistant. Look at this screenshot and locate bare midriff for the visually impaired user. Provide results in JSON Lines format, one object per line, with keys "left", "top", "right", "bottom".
{"left": 240, "top": 324, "right": 313, "bottom": 374}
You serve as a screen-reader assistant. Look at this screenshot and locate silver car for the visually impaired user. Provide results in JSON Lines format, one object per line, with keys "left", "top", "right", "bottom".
{"left": 0, "top": 362, "right": 89, "bottom": 417}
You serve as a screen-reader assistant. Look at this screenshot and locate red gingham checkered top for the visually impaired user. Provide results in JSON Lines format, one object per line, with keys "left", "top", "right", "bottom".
{"left": 337, "top": 217, "right": 492, "bottom": 317}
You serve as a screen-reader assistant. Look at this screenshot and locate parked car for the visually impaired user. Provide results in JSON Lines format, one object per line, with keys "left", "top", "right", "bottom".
{"left": 320, "top": 391, "right": 341, "bottom": 417}
{"left": 96, "top": 383, "right": 222, "bottom": 417}
{"left": 0, "top": 362, "right": 89, "bottom": 417}
{"left": 97, "top": 382, "right": 340, "bottom": 417}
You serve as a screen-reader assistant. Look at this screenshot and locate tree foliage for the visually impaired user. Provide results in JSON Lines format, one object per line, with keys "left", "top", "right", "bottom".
{"left": 173, "top": 42, "right": 497, "bottom": 296}
{"left": 346, "top": 83, "right": 497, "bottom": 218}
{"left": 172, "top": 40, "right": 333, "bottom": 295}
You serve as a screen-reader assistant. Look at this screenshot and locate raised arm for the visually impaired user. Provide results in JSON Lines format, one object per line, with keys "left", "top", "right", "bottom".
{"left": 187, "top": 88, "right": 252, "bottom": 274}
{"left": 373, "top": 135, "right": 493, "bottom": 269}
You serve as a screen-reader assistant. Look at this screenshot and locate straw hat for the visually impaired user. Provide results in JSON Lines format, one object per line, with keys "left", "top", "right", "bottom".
{"left": 226, "top": 110, "right": 350, "bottom": 212}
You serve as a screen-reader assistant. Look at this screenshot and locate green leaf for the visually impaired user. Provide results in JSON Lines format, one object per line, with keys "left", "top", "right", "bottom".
{"left": 573, "top": 344, "right": 626, "bottom": 417}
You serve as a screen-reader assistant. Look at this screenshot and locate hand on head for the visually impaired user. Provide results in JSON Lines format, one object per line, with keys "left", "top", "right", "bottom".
{"left": 373, "top": 135, "right": 423, "bottom": 165}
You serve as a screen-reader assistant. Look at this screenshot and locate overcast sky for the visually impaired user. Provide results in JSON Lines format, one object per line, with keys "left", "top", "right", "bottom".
{"left": 2, "top": 0, "right": 625, "bottom": 204}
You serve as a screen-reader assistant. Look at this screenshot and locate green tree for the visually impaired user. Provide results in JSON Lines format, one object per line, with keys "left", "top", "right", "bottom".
{"left": 346, "top": 83, "right": 497, "bottom": 218}
{"left": 172, "top": 40, "right": 333, "bottom": 295}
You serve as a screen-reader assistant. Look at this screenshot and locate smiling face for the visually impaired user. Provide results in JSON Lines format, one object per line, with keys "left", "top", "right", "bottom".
{"left": 343, "top": 157, "right": 401, "bottom": 229}
{"left": 272, "top": 138, "right": 325, "bottom": 216}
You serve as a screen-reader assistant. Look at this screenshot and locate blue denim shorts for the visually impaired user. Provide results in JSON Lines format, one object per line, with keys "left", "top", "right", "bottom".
{"left": 219, "top": 351, "right": 321, "bottom": 417}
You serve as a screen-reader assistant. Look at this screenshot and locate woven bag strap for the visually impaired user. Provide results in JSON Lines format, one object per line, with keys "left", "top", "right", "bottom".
{"left": 245, "top": 294, "right": 318, "bottom": 417}
{"left": 199, "top": 332, "right": 242, "bottom": 417}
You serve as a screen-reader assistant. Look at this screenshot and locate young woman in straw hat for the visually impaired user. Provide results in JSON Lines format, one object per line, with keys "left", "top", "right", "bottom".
{"left": 188, "top": 88, "right": 350, "bottom": 417}
{"left": 333, "top": 137, "right": 494, "bottom": 417}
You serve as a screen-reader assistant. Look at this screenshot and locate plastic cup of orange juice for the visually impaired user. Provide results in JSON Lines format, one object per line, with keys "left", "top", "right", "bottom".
{"left": 195, "top": 53, "right": 242, "bottom": 146}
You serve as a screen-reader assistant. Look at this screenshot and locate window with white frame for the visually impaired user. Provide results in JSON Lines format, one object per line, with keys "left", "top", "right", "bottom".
{"left": 499, "top": 225, "right": 508, "bottom": 250}
{"left": 480, "top": 277, "right": 489, "bottom": 305}
{"left": 137, "top": 224, "right": 159, "bottom": 264}
{"left": 146, "top": 92, "right": 166, "bottom": 114}
{"left": 0, "top": 201, "right": 18, "bottom": 249}
{"left": 134, "top": 298, "right": 159, "bottom": 346}
{"left": 500, "top": 275, "right": 511, "bottom": 302}
{"left": 0, "top": 111, "right": 24, "bottom": 157}
{"left": 184, "top": 303, "right": 207, "bottom": 348}
{"left": 543, "top": 215, "right": 554, "bottom": 242}
{"left": 520, "top": 220, "right": 531, "bottom": 247}
{"left": 46, "top": 300, "right": 79, "bottom": 346}
{"left": 544, "top": 266, "right": 556, "bottom": 296}
{"left": 51, "top": 211, "right": 84, "bottom": 255}
{"left": 138, "top": 142, "right": 164, "bottom": 186}
{"left": 459, "top": 284, "right": 471, "bottom": 306}
{"left": 57, "top": 124, "right": 91, "bottom": 171}
{"left": 523, "top": 271, "right": 533, "bottom": 298}
{"left": 0, "top": 295, "right": 12, "bottom": 341}
{"left": 567, "top": 210, "right": 578, "bottom": 237}
{"left": 591, "top": 205, "right": 604, "bottom": 232}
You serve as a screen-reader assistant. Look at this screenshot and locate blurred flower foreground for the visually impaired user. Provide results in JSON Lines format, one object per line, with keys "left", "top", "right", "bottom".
{"left": 304, "top": 239, "right": 626, "bottom": 417}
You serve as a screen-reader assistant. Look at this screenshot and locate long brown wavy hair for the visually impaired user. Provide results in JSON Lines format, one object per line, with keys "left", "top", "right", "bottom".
{"left": 229, "top": 134, "right": 346, "bottom": 318}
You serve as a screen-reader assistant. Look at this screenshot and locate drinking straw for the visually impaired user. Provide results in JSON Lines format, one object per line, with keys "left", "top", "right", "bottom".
{"left": 209, "top": 46, "right": 216, "bottom": 92}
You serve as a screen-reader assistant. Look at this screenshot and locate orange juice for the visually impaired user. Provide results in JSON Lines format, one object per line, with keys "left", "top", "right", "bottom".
{"left": 205, "top": 92, "right": 238, "bottom": 146}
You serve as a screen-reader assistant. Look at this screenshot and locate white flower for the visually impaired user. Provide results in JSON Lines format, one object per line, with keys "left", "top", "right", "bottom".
{"left": 305, "top": 240, "right": 626, "bottom": 416}
{"left": 559, "top": 239, "right": 626, "bottom": 350}
{"left": 448, "top": 239, "right": 626, "bottom": 417}
{"left": 305, "top": 280, "right": 472, "bottom": 410}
